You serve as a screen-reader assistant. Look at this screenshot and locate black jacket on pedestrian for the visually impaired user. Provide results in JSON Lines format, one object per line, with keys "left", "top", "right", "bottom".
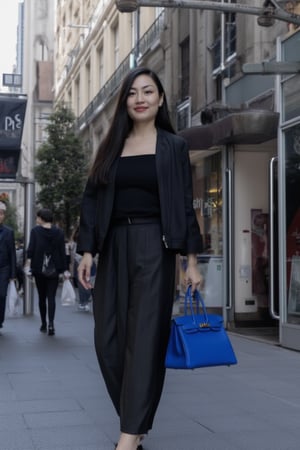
{"left": 27, "top": 225, "right": 68, "bottom": 275}
{"left": 0, "top": 225, "right": 16, "bottom": 278}
{"left": 77, "top": 128, "right": 203, "bottom": 256}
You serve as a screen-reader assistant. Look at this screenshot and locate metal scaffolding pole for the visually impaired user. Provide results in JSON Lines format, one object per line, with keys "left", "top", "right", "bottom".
{"left": 23, "top": 179, "right": 35, "bottom": 315}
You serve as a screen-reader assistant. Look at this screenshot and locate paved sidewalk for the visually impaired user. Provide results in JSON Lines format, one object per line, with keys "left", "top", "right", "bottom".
{"left": 1, "top": 289, "right": 300, "bottom": 450}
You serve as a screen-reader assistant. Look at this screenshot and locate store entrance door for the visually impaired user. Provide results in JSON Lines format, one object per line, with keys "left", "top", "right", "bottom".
{"left": 232, "top": 144, "right": 279, "bottom": 342}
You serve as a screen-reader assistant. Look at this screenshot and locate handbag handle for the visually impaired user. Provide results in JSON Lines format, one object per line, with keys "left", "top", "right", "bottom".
{"left": 184, "top": 286, "right": 209, "bottom": 326}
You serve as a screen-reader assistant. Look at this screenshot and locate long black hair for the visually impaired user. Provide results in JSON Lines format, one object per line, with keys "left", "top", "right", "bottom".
{"left": 89, "top": 67, "right": 175, "bottom": 185}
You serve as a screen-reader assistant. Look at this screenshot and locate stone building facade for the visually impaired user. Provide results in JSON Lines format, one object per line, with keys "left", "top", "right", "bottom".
{"left": 53, "top": 0, "right": 300, "bottom": 347}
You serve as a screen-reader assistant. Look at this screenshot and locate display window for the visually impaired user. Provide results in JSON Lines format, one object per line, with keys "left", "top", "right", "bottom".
{"left": 176, "top": 150, "right": 223, "bottom": 309}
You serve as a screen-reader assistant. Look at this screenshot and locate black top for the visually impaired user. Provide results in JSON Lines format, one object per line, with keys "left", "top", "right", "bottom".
{"left": 113, "top": 154, "right": 160, "bottom": 219}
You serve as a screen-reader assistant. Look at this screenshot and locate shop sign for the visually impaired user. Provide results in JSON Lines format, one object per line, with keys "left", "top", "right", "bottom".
{"left": 0, "top": 96, "right": 27, "bottom": 179}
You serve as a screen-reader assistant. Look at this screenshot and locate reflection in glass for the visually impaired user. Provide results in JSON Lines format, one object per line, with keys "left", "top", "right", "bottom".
{"left": 282, "top": 75, "right": 300, "bottom": 122}
{"left": 285, "top": 125, "right": 300, "bottom": 323}
{"left": 177, "top": 151, "right": 223, "bottom": 310}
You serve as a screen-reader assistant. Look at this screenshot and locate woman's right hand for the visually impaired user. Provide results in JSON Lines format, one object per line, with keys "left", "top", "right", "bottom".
{"left": 78, "top": 252, "right": 93, "bottom": 289}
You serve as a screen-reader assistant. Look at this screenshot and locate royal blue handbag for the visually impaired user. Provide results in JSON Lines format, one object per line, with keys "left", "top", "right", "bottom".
{"left": 165, "top": 287, "right": 237, "bottom": 369}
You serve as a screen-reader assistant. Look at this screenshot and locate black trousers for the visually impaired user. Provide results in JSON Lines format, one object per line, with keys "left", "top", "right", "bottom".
{"left": 93, "top": 222, "right": 176, "bottom": 434}
{"left": 34, "top": 274, "right": 59, "bottom": 325}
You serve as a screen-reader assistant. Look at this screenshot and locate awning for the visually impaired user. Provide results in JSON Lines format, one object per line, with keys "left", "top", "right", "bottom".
{"left": 179, "top": 109, "right": 279, "bottom": 150}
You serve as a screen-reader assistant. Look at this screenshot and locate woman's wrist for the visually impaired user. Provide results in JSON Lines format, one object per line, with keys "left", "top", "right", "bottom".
{"left": 187, "top": 254, "right": 197, "bottom": 267}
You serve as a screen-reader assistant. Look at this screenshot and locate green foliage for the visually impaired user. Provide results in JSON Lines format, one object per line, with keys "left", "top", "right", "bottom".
{"left": 35, "top": 103, "right": 88, "bottom": 237}
{"left": 0, "top": 193, "right": 21, "bottom": 238}
{"left": 3, "top": 202, "right": 21, "bottom": 238}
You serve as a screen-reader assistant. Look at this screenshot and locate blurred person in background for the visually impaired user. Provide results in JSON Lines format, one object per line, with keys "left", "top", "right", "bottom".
{"left": 0, "top": 201, "right": 17, "bottom": 333}
{"left": 70, "top": 225, "right": 95, "bottom": 311}
{"left": 24, "top": 208, "right": 70, "bottom": 336}
{"left": 16, "top": 239, "right": 25, "bottom": 295}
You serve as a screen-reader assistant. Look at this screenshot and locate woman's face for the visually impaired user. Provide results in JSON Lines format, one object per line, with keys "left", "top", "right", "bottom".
{"left": 126, "top": 74, "right": 163, "bottom": 125}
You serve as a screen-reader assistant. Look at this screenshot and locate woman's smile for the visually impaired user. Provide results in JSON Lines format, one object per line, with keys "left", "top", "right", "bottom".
{"left": 134, "top": 106, "right": 148, "bottom": 112}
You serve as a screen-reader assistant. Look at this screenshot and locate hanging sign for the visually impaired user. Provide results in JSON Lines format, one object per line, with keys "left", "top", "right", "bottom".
{"left": 0, "top": 96, "right": 27, "bottom": 179}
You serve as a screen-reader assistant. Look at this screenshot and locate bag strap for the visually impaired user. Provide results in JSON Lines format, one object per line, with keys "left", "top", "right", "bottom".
{"left": 184, "top": 286, "right": 209, "bottom": 325}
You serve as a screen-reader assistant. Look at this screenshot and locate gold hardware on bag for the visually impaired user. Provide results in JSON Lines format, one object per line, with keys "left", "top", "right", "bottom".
{"left": 199, "top": 322, "right": 210, "bottom": 328}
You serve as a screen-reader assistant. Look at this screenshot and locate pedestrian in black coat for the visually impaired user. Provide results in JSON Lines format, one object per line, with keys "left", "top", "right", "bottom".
{"left": 0, "top": 201, "right": 17, "bottom": 331}
{"left": 25, "top": 208, "right": 69, "bottom": 336}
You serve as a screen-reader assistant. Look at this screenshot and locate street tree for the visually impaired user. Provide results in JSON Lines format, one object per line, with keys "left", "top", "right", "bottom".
{"left": 0, "top": 192, "right": 20, "bottom": 238}
{"left": 35, "top": 103, "right": 88, "bottom": 237}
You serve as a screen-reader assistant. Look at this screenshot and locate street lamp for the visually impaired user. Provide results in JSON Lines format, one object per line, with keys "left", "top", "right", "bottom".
{"left": 115, "top": 0, "right": 300, "bottom": 27}
{"left": 116, "top": 0, "right": 138, "bottom": 11}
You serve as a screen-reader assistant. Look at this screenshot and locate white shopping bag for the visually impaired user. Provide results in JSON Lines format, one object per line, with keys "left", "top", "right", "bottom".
{"left": 61, "top": 279, "right": 76, "bottom": 306}
{"left": 6, "top": 280, "right": 22, "bottom": 316}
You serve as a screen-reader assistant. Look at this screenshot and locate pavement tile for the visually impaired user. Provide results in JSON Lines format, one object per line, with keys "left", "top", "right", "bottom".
{"left": 1, "top": 287, "right": 300, "bottom": 450}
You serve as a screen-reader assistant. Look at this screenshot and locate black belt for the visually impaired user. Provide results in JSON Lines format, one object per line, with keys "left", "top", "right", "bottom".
{"left": 111, "top": 216, "right": 161, "bottom": 226}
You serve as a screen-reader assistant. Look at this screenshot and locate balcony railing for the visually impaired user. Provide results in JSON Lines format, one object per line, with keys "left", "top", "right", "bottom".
{"left": 76, "top": 11, "right": 165, "bottom": 131}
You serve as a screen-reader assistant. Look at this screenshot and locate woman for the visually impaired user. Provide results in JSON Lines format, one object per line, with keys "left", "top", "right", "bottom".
{"left": 25, "top": 208, "right": 69, "bottom": 335}
{"left": 77, "top": 67, "right": 203, "bottom": 450}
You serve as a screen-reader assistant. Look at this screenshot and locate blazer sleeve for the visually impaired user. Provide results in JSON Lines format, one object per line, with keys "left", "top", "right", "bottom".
{"left": 180, "top": 139, "right": 203, "bottom": 255}
{"left": 77, "top": 178, "right": 98, "bottom": 255}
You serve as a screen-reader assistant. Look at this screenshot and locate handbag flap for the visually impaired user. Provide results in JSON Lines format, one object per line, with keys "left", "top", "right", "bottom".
{"left": 173, "top": 313, "right": 223, "bottom": 332}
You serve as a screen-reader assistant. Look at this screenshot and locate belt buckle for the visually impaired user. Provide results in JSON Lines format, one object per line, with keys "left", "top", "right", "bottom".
{"left": 127, "top": 217, "right": 132, "bottom": 224}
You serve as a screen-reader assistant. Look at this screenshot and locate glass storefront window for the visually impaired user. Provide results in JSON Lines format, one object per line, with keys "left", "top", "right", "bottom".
{"left": 282, "top": 32, "right": 300, "bottom": 62}
{"left": 282, "top": 75, "right": 300, "bottom": 122}
{"left": 285, "top": 125, "right": 300, "bottom": 324}
{"left": 177, "top": 150, "right": 223, "bottom": 309}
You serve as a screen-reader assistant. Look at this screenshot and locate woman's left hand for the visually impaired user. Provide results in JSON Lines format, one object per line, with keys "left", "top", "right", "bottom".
{"left": 185, "top": 265, "right": 203, "bottom": 292}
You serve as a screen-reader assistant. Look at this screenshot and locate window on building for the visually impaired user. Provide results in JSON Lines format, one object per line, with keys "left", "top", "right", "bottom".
{"left": 176, "top": 97, "right": 191, "bottom": 131}
{"left": 155, "top": 6, "right": 164, "bottom": 17}
{"left": 68, "top": 2, "right": 72, "bottom": 26}
{"left": 215, "top": 74, "right": 223, "bottom": 102}
{"left": 211, "top": 9, "right": 236, "bottom": 76}
{"left": 67, "top": 89, "right": 72, "bottom": 109}
{"left": 211, "top": 7, "right": 236, "bottom": 102}
{"left": 113, "top": 23, "right": 119, "bottom": 69}
{"left": 85, "top": 59, "right": 91, "bottom": 103}
{"left": 180, "top": 37, "right": 190, "bottom": 100}
{"left": 97, "top": 45, "right": 104, "bottom": 89}
{"left": 61, "top": 14, "right": 66, "bottom": 56}
{"left": 75, "top": 75, "right": 80, "bottom": 116}
{"left": 36, "top": 38, "right": 47, "bottom": 61}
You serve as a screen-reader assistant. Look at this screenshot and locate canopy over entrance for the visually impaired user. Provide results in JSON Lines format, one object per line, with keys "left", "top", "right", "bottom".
{"left": 179, "top": 110, "right": 279, "bottom": 150}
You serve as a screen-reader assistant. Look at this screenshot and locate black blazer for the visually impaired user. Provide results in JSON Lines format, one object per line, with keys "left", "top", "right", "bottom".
{"left": 77, "top": 128, "right": 203, "bottom": 256}
{"left": 0, "top": 225, "right": 16, "bottom": 278}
